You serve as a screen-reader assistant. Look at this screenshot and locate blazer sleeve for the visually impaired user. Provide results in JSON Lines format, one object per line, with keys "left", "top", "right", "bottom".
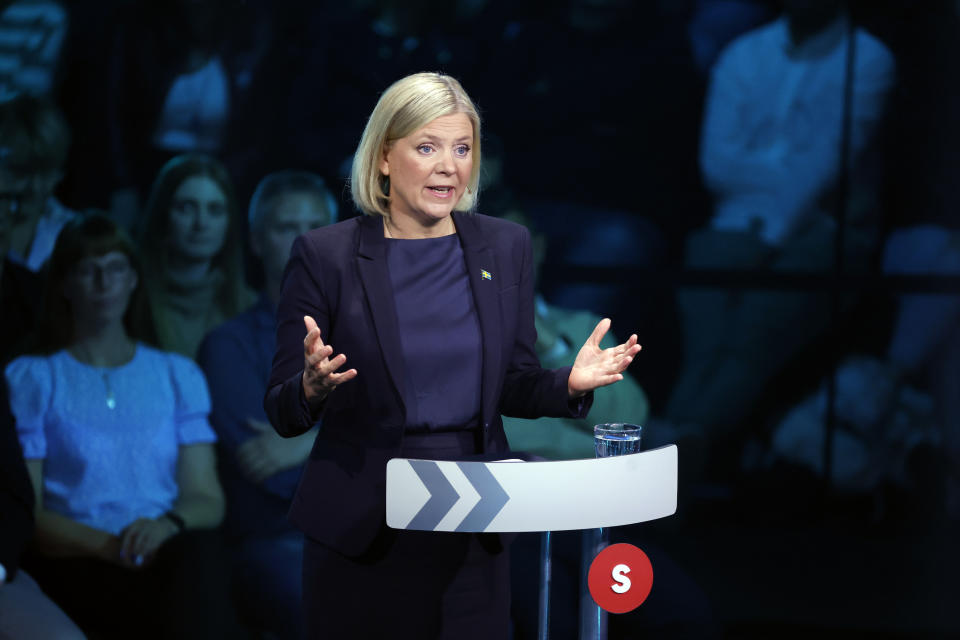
{"left": 498, "top": 224, "right": 592, "bottom": 419}
{"left": 264, "top": 235, "right": 330, "bottom": 437}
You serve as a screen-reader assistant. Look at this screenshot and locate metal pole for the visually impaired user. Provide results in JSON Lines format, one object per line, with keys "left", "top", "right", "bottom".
{"left": 578, "top": 527, "right": 609, "bottom": 640}
{"left": 537, "top": 531, "right": 552, "bottom": 640}
{"left": 824, "top": 2, "right": 857, "bottom": 498}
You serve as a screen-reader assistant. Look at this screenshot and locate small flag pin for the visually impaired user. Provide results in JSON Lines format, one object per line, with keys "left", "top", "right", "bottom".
{"left": 481, "top": 269, "right": 492, "bottom": 280}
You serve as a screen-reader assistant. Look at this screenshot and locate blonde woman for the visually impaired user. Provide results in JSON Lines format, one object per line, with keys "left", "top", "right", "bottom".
{"left": 264, "top": 72, "right": 642, "bottom": 638}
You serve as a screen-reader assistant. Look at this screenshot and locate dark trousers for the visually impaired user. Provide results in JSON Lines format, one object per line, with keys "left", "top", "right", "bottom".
{"left": 25, "top": 529, "right": 245, "bottom": 640}
{"left": 302, "top": 430, "right": 511, "bottom": 639}
{"left": 303, "top": 527, "right": 510, "bottom": 640}
{"left": 665, "top": 221, "right": 875, "bottom": 437}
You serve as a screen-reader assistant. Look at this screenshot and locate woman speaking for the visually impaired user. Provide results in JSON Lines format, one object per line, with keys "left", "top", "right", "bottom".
{"left": 264, "top": 72, "right": 641, "bottom": 638}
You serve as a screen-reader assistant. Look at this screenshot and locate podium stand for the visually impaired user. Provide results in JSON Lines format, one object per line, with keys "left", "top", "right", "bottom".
{"left": 386, "top": 444, "right": 678, "bottom": 638}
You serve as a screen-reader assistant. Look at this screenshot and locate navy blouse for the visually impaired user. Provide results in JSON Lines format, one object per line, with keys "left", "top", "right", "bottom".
{"left": 386, "top": 234, "right": 482, "bottom": 433}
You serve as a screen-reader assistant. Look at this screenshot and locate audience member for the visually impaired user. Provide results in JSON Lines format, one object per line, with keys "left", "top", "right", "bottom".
{"left": 0, "top": 94, "right": 75, "bottom": 272}
{"left": 1, "top": 377, "right": 86, "bottom": 640}
{"left": 197, "top": 170, "right": 336, "bottom": 639}
{"left": 106, "top": 0, "right": 278, "bottom": 227}
{"left": 4, "top": 214, "right": 242, "bottom": 639}
{"left": 0, "top": 0, "right": 68, "bottom": 100}
{"left": 139, "top": 153, "right": 255, "bottom": 359}
{"left": 0, "top": 94, "right": 74, "bottom": 362}
{"left": 763, "top": 227, "right": 958, "bottom": 516}
{"left": 664, "top": 0, "right": 896, "bottom": 445}
{"left": 499, "top": 210, "right": 650, "bottom": 460}
{"left": 1, "top": 161, "right": 42, "bottom": 364}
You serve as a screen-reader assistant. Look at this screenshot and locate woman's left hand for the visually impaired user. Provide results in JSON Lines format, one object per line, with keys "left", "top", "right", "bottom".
{"left": 568, "top": 318, "right": 641, "bottom": 398}
{"left": 119, "top": 517, "right": 179, "bottom": 568}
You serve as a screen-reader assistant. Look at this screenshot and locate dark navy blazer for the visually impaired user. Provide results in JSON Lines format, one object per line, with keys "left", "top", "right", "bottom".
{"left": 264, "top": 212, "right": 591, "bottom": 555}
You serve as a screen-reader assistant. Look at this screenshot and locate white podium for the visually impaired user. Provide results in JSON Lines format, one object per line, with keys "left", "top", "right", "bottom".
{"left": 386, "top": 445, "right": 679, "bottom": 638}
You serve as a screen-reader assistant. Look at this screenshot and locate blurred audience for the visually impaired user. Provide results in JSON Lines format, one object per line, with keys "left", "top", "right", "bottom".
{"left": 0, "top": 155, "right": 40, "bottom": 364}
{"left": 499, "top": 210, "right": 650, "bottom": 460}
{"left": 139, "top": 153, "right": 255, "bottom": 359}
{"left": 664, "top": 0, "right": 896, "bottom": 446}
{"left": 283, "top": 0, "right": 497, "bottom": 188}
{"left": 883, "top": 228, "right": 960, "bottom": 500}
{"left": 0, "top": 0, "right": 68, "bottom": 100}
{"left": 0, "top": 94, "right": 75, "bottom": 272}
{"left": 1, "top": 377, "right": 86, "bottom": 639}
{"left": 197, "top": 170, "right": 336, "bottom": 639}
{"left": 770, "top": 227, "right": 958, "bottom": 486}
{"left": 107, "top": 0, "right": 278, "bottom": 228}
{"left": 0, "top": 93, "right": 75, "bottom": 361}
{"left": 4, "top": 214, "right": 242, "bottom": 639}
{"left": 763, "top": 226, "right": 959, "bottom": 519}
{"left": 687, "top": 0, "right": 774, "bottom": 75}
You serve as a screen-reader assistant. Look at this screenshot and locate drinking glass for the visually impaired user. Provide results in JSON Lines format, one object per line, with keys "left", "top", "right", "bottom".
{"left": 593, "top": 423, "right": 642, "bottom": 458}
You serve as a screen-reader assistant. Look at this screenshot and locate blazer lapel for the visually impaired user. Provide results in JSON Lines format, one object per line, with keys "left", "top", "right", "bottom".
{"left": 453, "top": 212, "right": 502, "bottom": 429}
{"left": 355, "top": 216, "right": 407, "bottom": 415}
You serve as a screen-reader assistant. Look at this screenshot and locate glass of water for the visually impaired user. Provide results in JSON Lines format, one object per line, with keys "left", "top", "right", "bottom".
{"left": 593, "top": 423, "right": 642, "bottom": 458}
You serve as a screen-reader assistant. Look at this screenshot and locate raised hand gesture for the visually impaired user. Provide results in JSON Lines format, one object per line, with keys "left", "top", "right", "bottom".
{"left": 567, "top": 318, "right": 641, "bottom": 398}
{"left": 302, "top": 315, "right": 357, "bottom": 403}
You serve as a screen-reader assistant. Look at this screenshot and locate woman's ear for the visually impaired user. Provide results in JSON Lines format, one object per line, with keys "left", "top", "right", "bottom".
{"left": 379, "top": 144, "right": 391, "bottom": 177}
{"left": 249, "top": 227, "right": 263, "bottom": 259}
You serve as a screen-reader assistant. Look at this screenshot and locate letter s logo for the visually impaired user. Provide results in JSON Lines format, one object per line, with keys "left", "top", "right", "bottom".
{"left": 611, "top": 563, "right": 631, "bottom": 594}
{"left": 589, "top": 543, "right": 653, "bottom": 613}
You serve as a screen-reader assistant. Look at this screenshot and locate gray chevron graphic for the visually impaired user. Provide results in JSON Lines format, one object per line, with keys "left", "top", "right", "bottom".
{"left": 455, "top": 462, "right": 510, "bottom": 532}
{"left": 406, "top": 460, "right": 459, "bottom": 530}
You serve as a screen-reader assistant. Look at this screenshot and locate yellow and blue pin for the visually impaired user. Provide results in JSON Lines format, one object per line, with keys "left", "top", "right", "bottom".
{"left": 481, "top": 269, "right": 492, "bottom": 281}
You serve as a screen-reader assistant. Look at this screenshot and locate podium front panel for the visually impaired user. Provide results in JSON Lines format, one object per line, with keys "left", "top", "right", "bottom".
{"left": 386, "top": 444, "right": 678, "bottom": 532}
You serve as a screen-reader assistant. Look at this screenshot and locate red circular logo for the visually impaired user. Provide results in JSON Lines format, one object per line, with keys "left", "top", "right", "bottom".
{"left": 588, "top": 543, "right": 653, "bottom": 614}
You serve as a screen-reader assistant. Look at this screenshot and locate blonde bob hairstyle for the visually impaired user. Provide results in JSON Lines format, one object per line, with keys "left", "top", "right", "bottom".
{"left": 350, "top": 72, "right": 482, "bottom": 218}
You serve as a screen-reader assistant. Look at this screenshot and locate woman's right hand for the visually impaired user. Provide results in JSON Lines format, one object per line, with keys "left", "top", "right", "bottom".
{"left": 302, "top": 315, "right": 357, "bottom": 403}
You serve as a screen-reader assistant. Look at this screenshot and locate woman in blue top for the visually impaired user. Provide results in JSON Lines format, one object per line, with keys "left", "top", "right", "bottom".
{"left": 265, "top": 72, "right": 642, "bottom": 639}
{"left": 5, "top": 214, "right": 242, "bottom": 639}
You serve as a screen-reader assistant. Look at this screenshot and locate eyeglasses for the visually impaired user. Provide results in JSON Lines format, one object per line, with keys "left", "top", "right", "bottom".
{"left": 0, "top": 191, "right": 25, "bottom": 214}
{"left": 70, "top": 259, "right": 133, "bottom": 282}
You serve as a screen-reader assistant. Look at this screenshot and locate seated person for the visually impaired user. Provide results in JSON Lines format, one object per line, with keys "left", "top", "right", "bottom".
{"left": 138, "top": 153, "right": 255, "bottom": 359}
{"left": 197, "top": 170, "right": 336, "bottom": 639}
{"left": 499, "top": 210, "right": 650, "bottom": 460}
{"left": 0, "top": 94, "right": 76, "bottom": 362}
{"left": 665, "top": 0, "right": 895, "bottom": 443}
{"left": 0, "top": 377, "right": 85, "bottom": 640}
{"left": 5, "top": 213, "right": 242, "bottom": 639}
{"left": 0, "top": 94, "right": 76, "bottom": 273}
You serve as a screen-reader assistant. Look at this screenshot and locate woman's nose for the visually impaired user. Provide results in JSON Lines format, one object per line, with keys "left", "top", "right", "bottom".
{"left": 435, "top": 153, "right": 454, "bottom": 174}
{"left": 92, "top": 268, "right": 109, "bottom": 289}
{"left": 193, "top": 209, "right": 212, "bottom": 229}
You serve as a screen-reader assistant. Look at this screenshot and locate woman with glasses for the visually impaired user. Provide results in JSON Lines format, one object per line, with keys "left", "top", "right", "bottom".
{"left": 3, "top": 214, "right": 242, "bottom": 639}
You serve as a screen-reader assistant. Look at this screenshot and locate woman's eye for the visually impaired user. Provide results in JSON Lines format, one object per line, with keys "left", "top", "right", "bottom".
{"left": 417, "top": 145, "right": 434, "bottom": 154}
{"left": 207, "top": 203, "right": 227, "bottom": 216}
{"left": 455, "top": 145, "right": 470, "bottom": 157}
{"left": 106, "top": 262, "right": 129, "bottom": 276}
{"left": 173, "top": 200, "right": 197, "bottom": 215}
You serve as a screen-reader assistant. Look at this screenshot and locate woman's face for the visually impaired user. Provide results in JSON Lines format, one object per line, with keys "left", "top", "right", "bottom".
{"left": 64, "top": 250, "right": 138, "bottom": 324}
{"left": 379, "top": 112, "right": 474, "bottom": 225}
{"left": 167, "top": 176, "right": 230, "bottom": 263}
